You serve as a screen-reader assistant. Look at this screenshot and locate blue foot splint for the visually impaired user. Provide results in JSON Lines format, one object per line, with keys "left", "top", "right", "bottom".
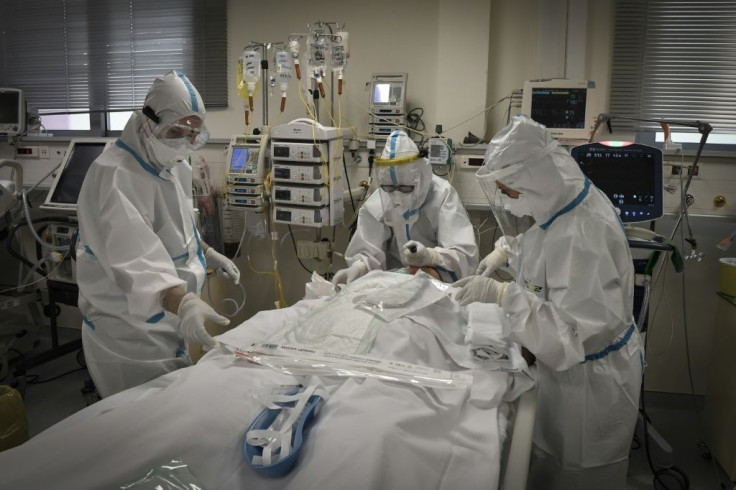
{"left": 243, "top": 384, "right": 328, "bottom": 477}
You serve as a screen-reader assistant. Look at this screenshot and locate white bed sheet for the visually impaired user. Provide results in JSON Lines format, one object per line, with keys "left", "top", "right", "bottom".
{"left": 0, "top": 272, "right": 533, "bottom": 490}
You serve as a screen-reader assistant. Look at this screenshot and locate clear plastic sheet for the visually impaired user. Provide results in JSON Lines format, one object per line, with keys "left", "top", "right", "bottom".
{"left": 119, "top": 460, "right": 206, "bottom": 490}
{"left": 352, "top": 272, "right": 452, "bottom": 322}
{"left": 265, "top": 285, "right": 384, "bottom": 355}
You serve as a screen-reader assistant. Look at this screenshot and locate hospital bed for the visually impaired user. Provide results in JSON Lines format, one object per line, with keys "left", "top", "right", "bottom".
{"left": 0, "top": 271, "right": 536, "bottom": 490}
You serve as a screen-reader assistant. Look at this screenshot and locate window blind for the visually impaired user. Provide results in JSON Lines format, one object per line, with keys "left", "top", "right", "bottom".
{"left": 0, "top": 0, "right": 227, "bottom": 112}
{"left": 611, "top": 0, "right": 736, "bottom": 133}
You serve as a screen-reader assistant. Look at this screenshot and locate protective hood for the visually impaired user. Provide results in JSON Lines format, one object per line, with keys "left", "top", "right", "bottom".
{"left": 477, "top": 115, "right": 588, "bottom": 226}
{"left": 136, "top": 70, "right": 209, "bottom": 168}
{"left": 144, "top": 70, "right": 206, "bottom": 137}
{"left": 376, "top": 130, "right": 432, "bottom": 227}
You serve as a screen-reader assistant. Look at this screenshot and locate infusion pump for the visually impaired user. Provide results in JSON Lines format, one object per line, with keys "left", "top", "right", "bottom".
{"left": 225, "top": 135, "right": 266, "bottom": 210}
{"left": 269, "top": 120, "right": 349, "bottom": 228}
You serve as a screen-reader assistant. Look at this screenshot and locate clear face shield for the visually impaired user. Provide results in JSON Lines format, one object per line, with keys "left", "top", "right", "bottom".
{"left": 477, "top": 162, "right": 535, "bottom": 237}
{"left": 376, "top": 155, "right": 423, "bottom": 227}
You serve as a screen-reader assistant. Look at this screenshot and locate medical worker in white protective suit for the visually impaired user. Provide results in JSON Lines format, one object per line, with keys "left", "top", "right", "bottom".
{"left": 332, "top": 129, "right": 478, "bottom": 285}
{"left": 454, "top": 115, "right": 643, "bottom": 489}
{"left": 76, "top": 70, "right": 241, "bottom": 398}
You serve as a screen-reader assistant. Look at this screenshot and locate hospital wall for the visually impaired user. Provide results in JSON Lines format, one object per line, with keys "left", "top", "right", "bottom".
{"left": 1, "top": 0, "right": 735, "bottom": 395}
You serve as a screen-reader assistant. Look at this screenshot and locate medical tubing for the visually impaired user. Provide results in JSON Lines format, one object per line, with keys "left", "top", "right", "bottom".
{"left": 21, "top": 190, "right": 67, "bottom": 250}
{"left": 636, "top": 276, "right": 652, "bottom": 331}
{"left": 19, "top": 255, "right": 51, "bottom": 288}
{"left": 1, "top": 248, "right": 69, "bottom": 295}
{"left": 220, "top": 282, "right": 247, "bottom": 317}
{"left": 205, "top": 274, "right": 246, "bottom": 318}
{"left": 6, "top": 217, "right": 73, "bottom": 271}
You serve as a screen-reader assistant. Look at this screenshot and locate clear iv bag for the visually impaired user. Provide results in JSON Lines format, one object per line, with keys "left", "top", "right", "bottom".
{"left": 243, "top": 48, "right": 261, "bottom": 112}
{"left": 307, "top": 35, "right": 327, "bottom": 69}
{"left": 275, "top": 50, "right": 291, "bottom": 90}
{"left": 275, "top": 50, "right": 291, "bottom": 112}
{"left": 243, "top": 49, "right": 261, "bottom": 85}
{"left": 331, "top": 31, "right": 349, "bottom": 71}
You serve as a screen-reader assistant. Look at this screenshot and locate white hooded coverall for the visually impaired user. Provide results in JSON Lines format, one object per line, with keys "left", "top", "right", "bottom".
{"left": 477, "top": 116, "right": 643, "bottom": 489}
{"left": 345, "top": 131, "right": 478, "bottom": 282}
{"left": 76, "top": 71, "right": 207, "bottom": 398}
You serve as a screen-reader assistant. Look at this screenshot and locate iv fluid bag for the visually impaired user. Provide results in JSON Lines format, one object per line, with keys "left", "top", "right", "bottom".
{"left": 331, "top": 31, "right": 349, "bottom": 70}
{"left": 307, "top": 35, "right": 327, "bottom": 68}
{"left": 242, "top": 49, "right": 261, "bottom": 85}
{"left": 288, "top": 39, "right": 300, "bottom": 59}
{"left": 236, "top": 57, "right": 248, "bottom": 100}
{"left": 275, "top": 50, "right": 291, "bottom": 89}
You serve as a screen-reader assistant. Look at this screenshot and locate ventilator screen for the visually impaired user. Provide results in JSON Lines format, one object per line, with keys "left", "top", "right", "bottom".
{"left": 49, "top": 142, "right": 108, "bottom": 204}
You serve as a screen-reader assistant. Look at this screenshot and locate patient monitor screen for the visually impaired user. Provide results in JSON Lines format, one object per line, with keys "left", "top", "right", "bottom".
{"left": 0, "top": 91, "right": 20, "bottom": 124}
{"left": 531, "top": 88, "right": 587, "bottom": 129}
{"left": 572, "top": 143, "right": 663, "bottom": 222}
{"left": 49, "top": 142, "right": 107, "bottom": 204}
{"left": 372, "top": 82, "right": 403, "bottom": 106}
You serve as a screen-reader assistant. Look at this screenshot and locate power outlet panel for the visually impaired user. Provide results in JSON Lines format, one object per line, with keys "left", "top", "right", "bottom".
{"left": 15, "top": 146, "right": 38, "bottom": 158}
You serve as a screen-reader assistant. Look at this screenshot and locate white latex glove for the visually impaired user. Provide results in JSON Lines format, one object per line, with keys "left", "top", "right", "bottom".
{"left": 403, "top": 240, "right": 441, "bottom": 267}
{"left": 476, "top": 247, "right": 509, "bottom": 277}
{"left": 331, "top": 261, "right": 368, "bottom": 285}
{"left": 205, "top": 248, "right": 240, "bottom": 284}
{"left": 177, "top": 292, "right": 229, "bottom": 348}
{"left": 453, "top": 276, "right": 509, "bottom": 306}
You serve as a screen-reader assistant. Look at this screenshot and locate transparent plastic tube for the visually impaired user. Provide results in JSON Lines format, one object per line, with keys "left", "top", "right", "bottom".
{"left": 224, "top": 342, "right": 473, "bottom": 390}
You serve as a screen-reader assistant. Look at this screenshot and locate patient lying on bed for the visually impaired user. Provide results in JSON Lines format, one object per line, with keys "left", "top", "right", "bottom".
{"left": 0, "top": 271, "right": 534, "bottom": 490}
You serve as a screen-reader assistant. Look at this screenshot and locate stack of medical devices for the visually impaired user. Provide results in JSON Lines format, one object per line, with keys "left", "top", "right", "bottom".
{"left": 368, "top": 73, "right": 408, "bottom": 142}
{"left": 270, "top": 119, "right": 348, "bottom": 228}
{"left": 225, "top": 134, "right": 266, "bottom": 210}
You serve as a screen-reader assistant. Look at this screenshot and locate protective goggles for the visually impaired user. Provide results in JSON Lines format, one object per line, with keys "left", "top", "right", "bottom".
{"left": 380, "top": 184, "right": 415, "bottom": 194}
{"left": 165, "top": 123, "right": 204, "bottom": 140}
{"left": 160, "top": 122, "right": 210, "bottom": 151}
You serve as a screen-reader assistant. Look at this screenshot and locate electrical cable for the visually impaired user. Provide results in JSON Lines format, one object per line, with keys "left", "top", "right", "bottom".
{"left": 288, "top": 224, "right": 313, "bottom": 274}
{"left": 342, "top": 152, "right": 356, "bottom": 213}
{"left": 636, "top": 248, "right": 690, "bottom": 489}
{"left": 26, "top": 366, "right": 87, "bottom": 384}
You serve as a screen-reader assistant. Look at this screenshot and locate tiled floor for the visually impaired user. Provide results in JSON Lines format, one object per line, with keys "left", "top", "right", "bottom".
{"left": 3, "top": 327, "right": 735, "bottom": 489}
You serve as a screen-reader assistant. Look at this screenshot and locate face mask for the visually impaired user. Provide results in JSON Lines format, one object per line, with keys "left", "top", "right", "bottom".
{"left": 501, "top": 194, "right": 532, "bottom": 218}
{"left": 143, "top": 136, "right": 189, "bottom": 168}
{"left": 390, "top": 192, "right": 415, "bottom": 217}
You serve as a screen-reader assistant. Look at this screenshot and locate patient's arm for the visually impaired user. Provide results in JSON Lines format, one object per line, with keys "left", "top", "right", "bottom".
{"left": 407, "top": 266, "right": 442, "bottom": 281}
